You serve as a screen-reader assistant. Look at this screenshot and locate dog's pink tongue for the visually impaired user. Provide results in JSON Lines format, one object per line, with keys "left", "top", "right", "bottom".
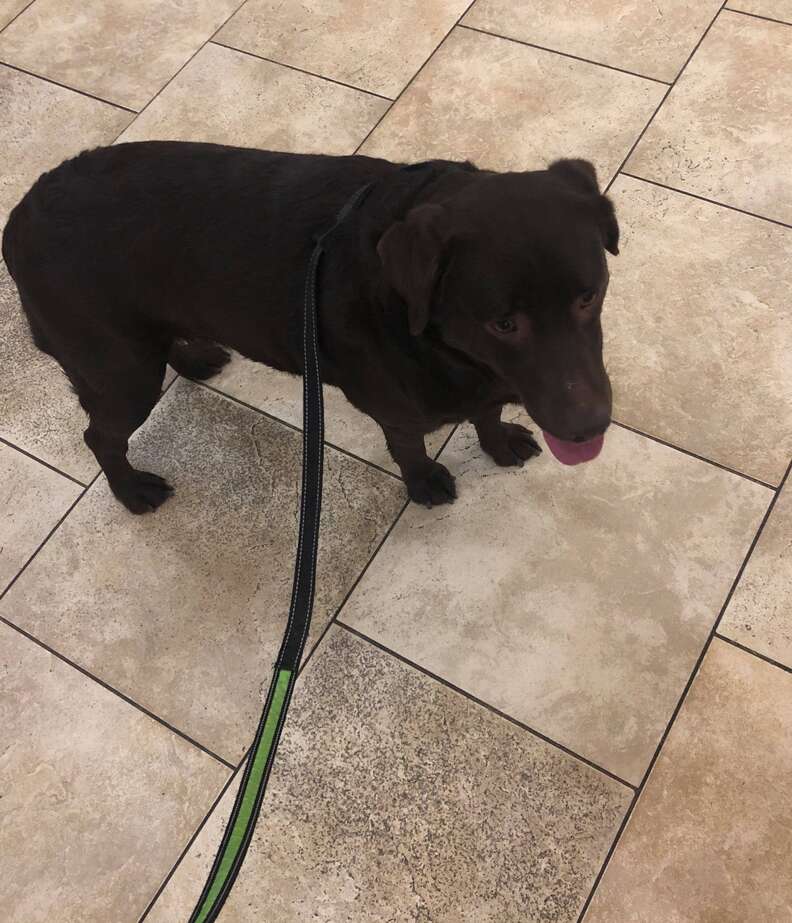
{"left": 542, "top": 431, "right": 604, "bottom": 466}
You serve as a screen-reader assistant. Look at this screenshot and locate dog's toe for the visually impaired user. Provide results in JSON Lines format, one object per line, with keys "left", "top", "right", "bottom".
{"left": 112, "top": 470, "right": 174, "bottom": 514}
{"left": 482, "top": 422, "right": 542, "bottom": 467}
{"left": 507, "top": 423, "right": 542, "bottom": 461}
{"left": 407, "top": 462, "right": 456, "bottom": 508}
{"left": 169, "top": 340, "right": 231, "bottom": 381}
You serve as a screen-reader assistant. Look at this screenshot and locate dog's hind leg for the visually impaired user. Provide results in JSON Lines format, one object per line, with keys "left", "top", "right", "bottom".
{"left": 168, "top": 338, "right": 231, "bottom": 381}
{"left": 77, "top": 347, "right": 173, "bottom": 514}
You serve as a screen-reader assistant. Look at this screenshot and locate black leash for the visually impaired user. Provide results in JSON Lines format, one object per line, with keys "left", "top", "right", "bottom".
{"left": 187, "top": 179, "right": 373, "bottom": 923}
{"left": 187, "top": 160, "right": 457, "bottom": 921}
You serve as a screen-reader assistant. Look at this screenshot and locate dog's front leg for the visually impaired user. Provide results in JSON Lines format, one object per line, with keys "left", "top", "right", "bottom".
{"left": 381, "top": 425, "right": 456, "bottom": 508}
{"left": 473, "top": 406, "right": 542, "bottom": 467}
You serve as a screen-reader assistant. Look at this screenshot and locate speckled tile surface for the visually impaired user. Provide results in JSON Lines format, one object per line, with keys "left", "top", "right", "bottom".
{"left": 0, "top": 441, "right": 81, "bottom": 590}
{"left": 2, "top": 4, "right": 791, "bottom": 918}
{"left": 0, "top": 64, "right": 131, "bottom": 229}
{"left": 0, "top": 378, "right": 404, "bottom": 762}
{"left": 627, "top": 12, "right": 792, "bottom": 224}
{"left": 211, "top": 352, "right": 451, "bottom": 474}
{"left": 217, "top": 0, "right": 471, "bottom": 98}
{"left": 464, "top": 0, "right": 721, "bottom": 82}
{"left": 342, "top": 419, "right": 770, "bottom": 783}
{"left": 605, "top": 175, "right": 792, "bottom": 486}
{"left": 720, "top": 480, "right": 792, "bottom": 669}
{"left": 120, "top": 42, "right": 388, "bottom": 152}
{"left": 0, "top": 621, "right": 229, "bottom": 923}
{"left": 585, "top": 639, "right": 792, "bottom": 923}
{"left": 361, "top": 26, "right": 664, "bottom": 177}
{"left": 145, "top": 627, "right": 631, "bottom": 923}
{"left": 0, "top": 259, "right": 98, "bottom": 481}
{"left": 0, "top": 0, "right": 240, "bottom": 110}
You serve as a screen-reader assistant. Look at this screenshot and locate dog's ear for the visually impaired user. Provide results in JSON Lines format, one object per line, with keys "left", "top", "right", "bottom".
{"left": 548, "top": 158, "right": 600, "bottom": 195}
{"left": 548, "top": 158, "right": 620, "bottom": 256}
{"left": 377, "top": 204, "right": 450, "bottom": 335}
{"left": 597, "top": 195, "right": 620, "bottom": 256}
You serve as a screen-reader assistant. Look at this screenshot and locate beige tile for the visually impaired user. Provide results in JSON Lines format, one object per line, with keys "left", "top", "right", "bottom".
{"left": 0, "top": 0, "right": 29, "bottom": 30}
{"left": 0, "top": 65, "right": 130, "bottom": 229}
{"left": 0, "top": 0, "right": 240, "bottom": 110}
{"left": 0, "top": 259, "right": 98, "bottom": 481}
{"left": 212, "top": 352, "right": 450, "bottom": 474}
{"left": 606, "top": 176, "right": 792, "bottom": 486}
{"left": 627, "top": 12, "right": 792, "bottom": 225}
{"left": 146, "top": 627, "right": 631, "bottom": 923}
{"left": 341, "top": 418, "right": 770, "bottom": 783}
{"left": 720, "top": 480, "right": 792, "bottom": 669}
{"left": 361, "top": 27, "right": 664, "bottom": 178}
{"left": 218, "top": 0, "right": 471, "bottom": 98}
{"left": 585, "top": 639, "right": 792, "bottom": 923}
{"left": 728, "top": 0, "right": 792, "bottom": 23}
{"left": 464, "top": 0, "right": 721, "bottom": 82}
{"left": 0, "top": 622, "right": 228, "bottom": 923}
{"left": 0, "top": 378, "right": 404, "bottom": 762}
{"left": 0, "top": 442, "right": 81, "bottom": 589}
{"left": 120, "top": 42, "right": 388, "bottom": 152}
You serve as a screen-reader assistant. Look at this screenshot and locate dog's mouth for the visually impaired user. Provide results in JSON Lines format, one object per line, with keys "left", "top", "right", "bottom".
{"left": 541, "top": 431, "right": 605, "bottom": 466}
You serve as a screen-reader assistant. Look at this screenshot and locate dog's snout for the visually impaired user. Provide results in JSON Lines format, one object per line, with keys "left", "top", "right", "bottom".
{"left": 568, "top": 398, "right": 611, "bottom": 442}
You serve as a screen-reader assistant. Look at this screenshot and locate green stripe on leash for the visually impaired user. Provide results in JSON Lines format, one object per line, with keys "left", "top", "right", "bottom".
{"left": 190, "top": 669, "right": 292, "bottom": 923}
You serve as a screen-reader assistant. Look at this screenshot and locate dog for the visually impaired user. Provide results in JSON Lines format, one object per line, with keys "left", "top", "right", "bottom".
{"left": 2, "top": 143, "right": 618, "bottom": 512}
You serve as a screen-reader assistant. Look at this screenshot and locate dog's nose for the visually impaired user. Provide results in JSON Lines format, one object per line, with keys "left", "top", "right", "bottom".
{"left": 571, "top": 401, "right": 611, "bottom": 442}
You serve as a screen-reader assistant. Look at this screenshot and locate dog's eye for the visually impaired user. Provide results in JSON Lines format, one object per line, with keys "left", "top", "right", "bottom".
{"left": 580, "top": 289, "right": 597, "bottom": 307}
{"left": 491, "top": 317, "right": 517, "bottom": 334}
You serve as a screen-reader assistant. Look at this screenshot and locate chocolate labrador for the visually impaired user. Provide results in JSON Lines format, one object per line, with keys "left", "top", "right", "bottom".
{"left": 2, "top": 143, "right": 618, "bottom": 512}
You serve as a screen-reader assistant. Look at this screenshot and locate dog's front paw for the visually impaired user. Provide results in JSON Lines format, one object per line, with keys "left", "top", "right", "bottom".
{"left": 406, "top": 461, "right": 456, "bottom": 508}
{"left": 111, "top": 470, "right": 174, "bottom": 514}
{"left": 479, "top": 422, "right": 542, "bottom": 467}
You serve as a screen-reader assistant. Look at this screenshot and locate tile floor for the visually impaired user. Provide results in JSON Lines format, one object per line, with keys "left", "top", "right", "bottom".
{"left": 0, "top": 2, "right": 790, "bottom": 921}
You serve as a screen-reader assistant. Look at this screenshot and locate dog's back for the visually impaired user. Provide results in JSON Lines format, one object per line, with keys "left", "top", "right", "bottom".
{"left": 2, "top": 141, "right": 394, "bottom": 511}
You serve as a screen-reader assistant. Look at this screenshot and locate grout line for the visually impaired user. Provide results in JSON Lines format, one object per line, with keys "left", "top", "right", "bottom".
{"left": 351, "top": 1, "right": 479, "bottom": 155}
{"left": 611, "top": 420, "right": 777, "bottom": 491}
{"left": 210, "top": 40, "right": 394, "bottom": 101}
{"left": 298, "top": 497, "right": 412, "bottom": 674}
{"left": 0, "top": 614, "right": 236, "bottom": 770}
{"left": 196, "top": 379, "right": 404, "bottom": 483}
{"left": 433, "top": 419, "right": 460, "bottom": 459}
{"left": 714, "top": 632, "right": 792, "bottom": 675}
{"left": 603, "top": 0, "right": 728, "bottom": 194}
{"left": 300, "top": 424, "right": 460, "bottom": 673}
{"left": 301, "top": 419, "right": 460, "bottom": 675}
{"left": 0, "top": 0, "right": 35, "bottom": 35}
{"left": 138, "top": 425, "right": 454, "bottom": 912}
{"left": 137, "top": 761, "right": 243, "bottom": 923}
{"left": 577, "top": 787, "right": 640, "bottom": 919}
{"left": 724, "top": 6, "right": 792, "bottom": 27}
{"left": 0, "top": 471, "right": 100, "bottom": 602}
{"left": 337, "top": 621, "right": 636, "bottom": 791}
{"left": 618, "top": 171, "right": 792, "bottom": 231}
{"left": 0, "top": 59, "right": 137, "bottom": 113}
{"left": 576, "top": 455, "right": 791, "bottom": 921}
{"left": 110, "top": 0, "right": 253, "bottom": 143}
{"left": 458, "top": 24, "right": 672, "bottom": 85}
{"left": 205, "top": 372, "right": 779, "bottom": 495}
{"left": 0, "top": 370, "right": 177, "bottom": 600}
{"left": 0, "top": 434, "right": 88, "bottom": 487}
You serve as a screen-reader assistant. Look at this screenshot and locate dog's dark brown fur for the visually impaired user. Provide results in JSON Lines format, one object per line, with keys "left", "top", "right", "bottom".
{"left": 2, "top": 143, "right": 618, "bottom": 512}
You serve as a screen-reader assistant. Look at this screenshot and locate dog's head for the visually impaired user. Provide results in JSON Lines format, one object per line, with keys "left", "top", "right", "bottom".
{"left": 378, "top": 159, "right": 618, "bottom": 462}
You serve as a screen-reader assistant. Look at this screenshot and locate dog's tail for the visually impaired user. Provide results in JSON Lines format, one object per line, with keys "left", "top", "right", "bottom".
{"left": 2, "top": 201, "right": 56, "bottom": 356}
{"left": 1, "top": 200, "right": 21, "bottom": 280}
